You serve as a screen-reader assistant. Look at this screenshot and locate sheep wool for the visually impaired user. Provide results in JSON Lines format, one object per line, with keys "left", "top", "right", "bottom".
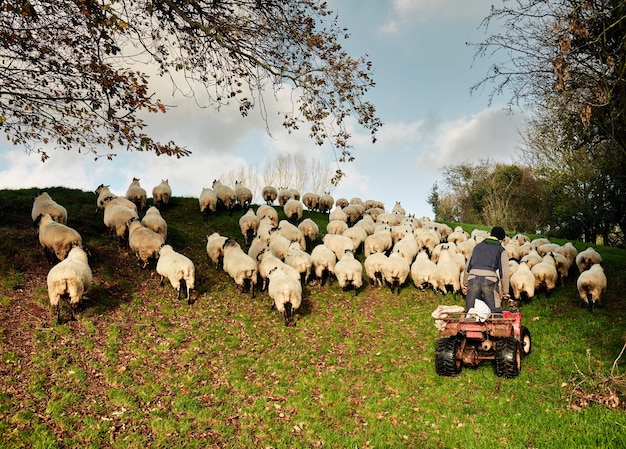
{"left": 157, "top": 244, "right": 195, "bottom": 304}
{"left": 47, "top": 245, "right": 92, "bottom": 323}
{"left": 126, "top": 177, "right": 147, "bottom": 211}
{"left": 261, "top": 185, "right": 278, "bottom": 205}
{"left": 334, "top": 249, "right": 363, "bottom": 295}
{"left": 234, "top": 181, "right": 253, "bottom": 210}
{"left": 199, "top": 188, "right": 218, "bottom": 218}
{"left": 102, "top": 196, "right": 139, "bottom": 239}
{"left": 212, "top": 180, "right": 237, "bottom": 215}
{"left": 32, "top": 192, "right": 67, "bottom": 225}
{"left": 152, "top": 179, "right": 172, "bottom": 209}
{"left": 222, "top": 239, "right": 258, "bottom": 297}
{"left": 318, "top": 193, "right": 334, "bottom": 214}
{"left": 302, "top": 192, "right": 320, "bottom": 212}
{"left": 283, "top": 198, "right": 304, "bottom": 222}
{"left": 310, "top": 243, "right": 337, "bottom": 285}
{"left": 509, "top": 261, "right": 535, "bottom": 303}
{"left": 382, "top": 250, "right": 410, "bottom": 294}
{"left": 239, "top": 208, "right": 260, "bottom": 245}
{"left": 267, "top": 266, "right": 302, "bottom": 326}
{"left": 127, "top": 218, "right": 165, "bottom": 268}
{"left": 206, "top": 232, "right": 228, "bottom": 268}
{"left": 575, "top": 247, "right": 603, "bottom": 273}
{"left": 141, "top": 206, "right": 168, "bottom": 241}
{"left": 364, "top": 252, "right": 388, "bottom": 288}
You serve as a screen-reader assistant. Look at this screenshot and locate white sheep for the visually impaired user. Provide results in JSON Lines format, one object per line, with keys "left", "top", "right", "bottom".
{"left": 256, "top": 204, "right": 279, "bottom": 227}
{"left": 212, "top": 180, "right": 237, "bottom": 215}
{"left": 141, "top": 206, "right": 167, "bottom": 241}
{"left": 262, "top": 185, "right": 278, "bottom": 205}
{"left": 335, "top": 197, "right": 349, "bottom": 208}
{"left": 127, "top": 218, "right": 165, "bottom": 268}
{"left": 415, "top": 228, "right": 441, "bottom": 257}
{"left": 365, "top": 207, "right": 385, "bottom": 222}
{"left": 199, "top": 188, "right": 218, "bottom": 219}
{"left": 382, "top": 250, "right": 410, "bottom": 294}
{"left": 46, "top": 245, "right": 92, "bottom": 323}
{"left": 520, "top": 249, "right": 543, "bottom": 269}
{"left": 318, "top": 192, "right": 335, "bottom": 214}
{"left": 156, "top": 244, "right": 195, "bottom": 304}
{"left": 278, "top": 188, "right": 295, "bottom": 207}
{"left": 334, "top": 249, "right": 363, "bottom": 295}
{"left": 152, "top": 179, "right": 172, "bottom": 209}
{"left": 267, "top": 265, "right": 303, "bottom": 326}
{"left": 234, "top": 180, "right": 253, "bottom": 210}
{"left": 391, "top": 201, "right": 406, "bottom": 216}
{"left": 257, "top": 252, "right": 300, "bottom": 291}
{"left": 32, "top": 192, "right": 67, "bottom": 225}
{"left": 431, "top": 250, "right": 462, "bottom": 296}
{"left": 392, "top": 234, "right": 419, "bottom": 265}
{"left": 126, "top": 177, "right": 147, "bottom": 211}
{"left": 239, "top": 208, "right": 260, "bottom": 245}
{"left": 343, "top": 204, "right": 362, "bottom": 226}
{"left": 575, "top": 247, "right": 602, "bottom": 273}
{"left": 538, "top": 242, "right": 561, "bottom": 257}
{"left": 248, "top": 238, "right": 270, "bottom": 262}
{"left": 456, "top": 239, "right": 476, "bottom": 261}
{"left": 376, "top": 212, "right": 400, "bottom": 227}
{"left": 206, "top": 232, "right": 228, "bottom": 268}
{"left": 95, "top": 185, "right": 137, "bottom": 213}
{"left": 310, "top": 243, "right": 337, "bottom": 285}
{"left": 284, "top": 241, "right": 313, "bottom": 284}
{"left": 289, "top": 188, "right": 301, "bottom": 201}
{"left": 363, "top": 227, "right": 392, "bottom": 257}
{"left": 531, "top": 253, "right": 558, "bottom": 297}
{"left": 222, "top": 239, "right": 258, "bottom": 297}
{"left": 36, "top": 213, "right": 82, "bottom": 261}
{"left": 410, "top": 250, "right": 437, "bottom": 290}
{"left": 329, "top": 205, "right": 348, "bottom": 223}
{"left": 283, "top": 198, "right": 304, "bottom": 222}
{"left": 298, "top": 218, "right": 320, "bottom": 250}
{"left": 276, "top": 220, "right": 306, "bottom": 251}
{"left": 354, "top": 216, "right": 376, "bottom": 236}
{"left": 576, "top": 264, "right": 607, "bottom": 311}
{"left": 504, "top": 240, "right": 521, "bottom": 262}
{"left": 509, "top": 261, "right": 535, "bottom": 303}
{"left": 512, "top": 233, "right": 531, "bottom": 245}
{"left": 269, "top": 233, "right": 292, "bottom": 260}
{"left": 302, "top": 192, "right": 320, "bottom": 212}
{"left": 256, "top": 217, "right": 277, "bottom": 245}
{"left": 364, "top": 252, "right": 387, "bottom": 287}
{"left": 556, "top": 242, "right": 578, "bottom": 271}
{"left": 102, "top": 196, "right": 139, "bottom": 239}
{"left": 342, "top": 225, "right": 368, "bottom": 254}
{"left": 326, "top": 219, "right": 349, "bottom": 235}
{"left": 322, "top": 233, "right": 355, "bottom": 260}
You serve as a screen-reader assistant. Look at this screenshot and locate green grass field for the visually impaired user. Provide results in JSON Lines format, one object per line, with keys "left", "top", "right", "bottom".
{"left": 0, "top": 187, "right": 624, "bottom": 449}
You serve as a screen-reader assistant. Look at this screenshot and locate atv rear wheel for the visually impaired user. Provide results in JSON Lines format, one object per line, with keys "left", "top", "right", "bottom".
{"left": 520, "top": 326, "right": 532, "bottom": 358}
{"left": 435, "top": 337, "right": 462, "bottom": 377}
{"left": 495, "top": 337, "right": 521, "bottom": 378}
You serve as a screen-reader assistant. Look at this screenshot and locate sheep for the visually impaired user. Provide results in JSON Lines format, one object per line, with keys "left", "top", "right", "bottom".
{"left": 326, "top": 219, "right": 349, "bottom": 235}
{"left": 267, "top": 265, "right": 303, "bottom": 326}
{"left": 504, "top": 240, "right": 521, "bottom": 262}
{"left": 364, "top": 227, "right": 393, "bottom": 257}
{"left": 46, "top": 245, "right": 92, "bottom": 323}
{"left": 239, "top": 208, "right": 260, "bottom": 245}
{"left": 234, "top": 180, "right": 253, "bottom": 210}
{"left": 262, "top": 185, "right": 278, "bottom": 205}
{"left": 212, "top": 180, "right": 237, "bottom": 215}
{"left": 257, "top": 252, "right": 300, "bottom": 291}
{"left": 289, "top": 188, "right": 301, "bottom": 201}
{"left": 278, "top": 188, "right": 295, "bottom": 207}
{"left": 342, "top": 225, "right": 368, "bottom": 254}
{"left": 512, "top": 233, "right": 531, "bottom": 245}
{"left": 354, "top": 216, "right": 376, "bottom": 236}
{"left": 248, "top": 238, "right": 270, "bottom": 262}
{"left": 556, "top": 242, "right": 578, "bottom": 271}
{"left": 575, "top": 247, "right": 602, "bottom": 273}
{"left": 376, "top": 212, "right": 399, "bottom": 227}
{"left": 127, "top": 218, "right": 165, "bottom": 268}
{"left": 552, "top": 252, "right": 570, "bottom": 286}
{"left": 392, "top": 234, "right": 419, "bottom": 265}
{"left": 269, "top": 233, "right": 292, "bottom": 260}
{"left": 391, "top": 201, "right": 406, "bottom": 216}
{"left": 364, "top": 252, "right": 387, "bottom": 287}
{"left": 576, "top": 264, "right": 607, "bottom": 311}
{"left": 456, "top": 238, "right": 476, "bottom": 261}
{"left": 95, "top": 187, "right": 137, "bottom": 214}
{"left": 323, "top": 234, "right": 355, "bottom": 261}
{"left": 102, "top": 196, "right": 139, "bottom": 240}
{"left": 126, "top": 177, "right": 147, "bottom": 212}
{"left": 365, "top": 207, "right": 385, "bottom": 222}
{"left": 36, "top": 213, "right": 82, "bottom": 261}
{"left": 335, "top": 197, "right": 349, "bottom": 208}
{"left": 391, "top": 223, "right": 413, "bottom": 245}
{"left": 284, "top": 241, "right": 313, "bottom": 284}
{"left": 199, "top": 188, "right": 218, "bottom": 219}
{"left": 318, "top": 192, "right": 335, "bottom": 214}
{"left": 206, "top": 232, "right": 228, "bottom": 268}
{"left": 520, "top": 249, "right": 543, "bottom": 269}
{"left": 537, "top": 242, "right": 561, "bottom": 257}
{"left": 156, "top": 244, "right": 195, "bottom": 304}
{"left": 410, "top": 250, "right": 437, "bottom": 290}
{"left": 222, "top": 239, "right": 258, "bottom": 297}
{"left": 382, "top": 250, "right": 410, "bottom": 294}
{"left": 334, "top": 249, "right": 363, "bottom": 295}
{"left": 431, "top": 250, "right": 462, "bottom": 296}
{"left": 531, "top": 253, "right": 558, "bottom": 297}
{"left": 256, "top": 204, "right": 279, "bottom": 227}
{"left": 431, "top": 242, "right": 458, "bottom": 264}
{"left": 509, "top": 261, "right": 535, "bottom": 303}
{"left": 95, "top": 184, "right": 114, "bottom": 212}
{"left": 415, "top": 228, "right": 440, "bottom": 257}
{"left": 152, "top": 179, "right": 172, "bottom": 209}
{"left": 329, "top": 205, "right": 348, "bottom": 223}
{"left": 310, "top": 243, "right": 337, "bottom": 285}
{"left": 447, "top": 228, "right": 469, "bottom": 245}
{"left": 298, "top": 218, "right": 319, "bottom": 251}
{"left": 276, "top": 220, "right": 306, "bottom": 250}
{"left": 283, "top": 198, "right": 304, "bottom": 222}
{"left": 256, "top": 217, "right": 277, "bottom": 245}
{"left": 141, "top": 206, "right": 167, "bottom": 241}
{"left": 32, "top": 191, "right": 67, "bottom": 225}
{"left": 302, "top": 192, "right": 320, "bottom": 212}
{"left": 343, "top": 204, "right": 362, "bottom": 226}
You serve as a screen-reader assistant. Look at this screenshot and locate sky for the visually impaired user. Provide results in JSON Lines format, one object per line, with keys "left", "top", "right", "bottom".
{"left": 0, "top": 0, "right": 527, "bottom": 219}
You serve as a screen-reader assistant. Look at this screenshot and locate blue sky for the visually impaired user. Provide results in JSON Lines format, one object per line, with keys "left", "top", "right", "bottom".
{"left": 0, "top": 0, "right": 526, "bottom": 219}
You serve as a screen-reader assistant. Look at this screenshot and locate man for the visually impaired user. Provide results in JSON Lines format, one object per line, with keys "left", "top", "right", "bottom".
{"left": 461, "top": 226, "right": 510, "bottom": 314}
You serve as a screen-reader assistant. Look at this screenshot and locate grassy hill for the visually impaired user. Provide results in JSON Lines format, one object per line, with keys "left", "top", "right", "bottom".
{"left": 0, "top": 187, "right": 624, "bottom": 449}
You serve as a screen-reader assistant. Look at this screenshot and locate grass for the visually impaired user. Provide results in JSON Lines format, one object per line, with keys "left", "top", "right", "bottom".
{"left": 0, "top": 187, "right": 624, "bottom": 449}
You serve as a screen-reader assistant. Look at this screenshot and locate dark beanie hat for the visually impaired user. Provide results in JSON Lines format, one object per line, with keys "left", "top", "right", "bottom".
{"left": 490, "top": 226, "right": 506, "bottom": 240}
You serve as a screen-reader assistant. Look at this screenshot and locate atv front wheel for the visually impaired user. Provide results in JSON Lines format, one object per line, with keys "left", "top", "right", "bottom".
{"left": 520, "top": 326, "right": 532, "bottom": 358}
{"left": 495, "top": 337, "right": 521, "bottom": 378}
{"left": 435, "top": 337, "right": 462, "bottom": 377}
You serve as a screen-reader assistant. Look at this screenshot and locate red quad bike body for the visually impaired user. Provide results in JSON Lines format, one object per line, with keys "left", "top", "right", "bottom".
{"left": 435, "top": 310, "right": 532, "bottom": 378}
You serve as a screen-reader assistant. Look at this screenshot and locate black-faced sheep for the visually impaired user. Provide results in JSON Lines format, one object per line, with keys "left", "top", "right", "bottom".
{"left": 575, "top": 247, "right": 602, "bottom": 273}
{"left": 334, "top": 249, "right": 363, "bottom": 295}
{"left": 141, "top": 206, "right": 168, "bottom": 241}
{"left": 127, "top": 218, "right": 165, "bottom": 268}
{"left": 267, "top": 266, "right": 302, "bottom": 326}
{"left": 364, "top": 252, "right": 387, "bottom": 288}
{"left": 95, "top": 185, "right": 137, "bottom": 214}
{"left": 223, "top": 239, "right": 258, "bottom": 297}
{"left": 302, "top": 192, "right": 320, "bottom": 212}
{"left": 283, "top": 198, "right": 304, "bottom": 222}
{"left": 256, "top": 204, "right": 279, "bottom": 228}
{"left": 212, "top": 180, "right": 237, "bottom": 215}
{"left": 156, "top": 244, "right": 195, "bottom": 304}
{"left": 298, "top": 218, "right": 320, "bottom": 251}
{"left": 152, "top": 179, "right": 172, "bottom": 209}
{"left": 206, "top": 232, "right": 228, "bottom": 268}
{"left": 509, "top": 261, "right": 535, "bottom": 303}
{"left": 284, "top": 241, "right": 313, "bottom": 284}
{"left": 262, "top": 185, "right": 278, "bottom": 205}
{"left": 47, "top": 245, "right": 92, "bottom": 323}
{"left": 310, "top": 243, "right": 337, "bottom": 286}
{"left": 102, "top": 196, "right": 139, "bottom": 240}
{"left": 576, "top": 263, "right": 607, "bottom": 311}
{"left": 239, "top": 208, "right": 260, "bottom": 245}
{"left": 234, "top": 181, "right": 253, "bottom": 210}
{"left": 318, "top": 193, "right": 334, "bottom": 214}
{"left": 199, "top": 188, "right": 218, "bottom": 219}
{"left": 382, "top": 250, "right": 410, "bottom": 294}
{"left": 32, "top": 192, "right": 67, "bottom": 225}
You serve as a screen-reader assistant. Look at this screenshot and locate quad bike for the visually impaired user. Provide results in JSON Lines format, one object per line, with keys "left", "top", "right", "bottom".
{"left": 434, "top": 310, "right": 532, "bottom": 378}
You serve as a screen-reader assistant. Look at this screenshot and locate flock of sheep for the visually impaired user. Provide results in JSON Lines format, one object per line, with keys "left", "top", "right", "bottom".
{"left": 30, "top": 178, "right": 609, "bottom": 326}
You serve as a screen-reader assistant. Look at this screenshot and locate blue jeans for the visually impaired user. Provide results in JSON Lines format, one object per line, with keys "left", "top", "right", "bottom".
{"left": 465, "top": 276, "right": 502, "bottom": 313}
